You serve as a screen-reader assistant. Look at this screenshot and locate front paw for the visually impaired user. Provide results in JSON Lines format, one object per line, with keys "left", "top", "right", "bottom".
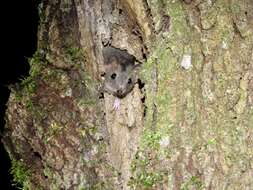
{"left": 113, "top": 98, "right": 120, "bottom": 110}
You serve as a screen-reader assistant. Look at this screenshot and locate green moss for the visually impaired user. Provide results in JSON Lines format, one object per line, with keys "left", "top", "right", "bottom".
{"left": 129, "top": 153, "right": 164, "bottom": 188}
{"left": 65, "top": 47, "right": 85, "bottom": 62}
{"left": 44, "top": 122, "right": 65, "bottom": 143}
{"left": 25, "top": 99, "right": 35, "bottom": 110}
{"left": 129, "top": 129, "right": 168, "bottom": 188}
{"left": 20, "top": 77, "right": 37, "bottom": 95}
{"left": 60, "top": 0, "right": 73, "bottom": 13}
{"left": 180, "top": 176, "right": 204, "bottom": 190}
{"left": 10, "top": 160, "right": 31, "bottom": 190}
{"left": 15, "top": 50, "right": 46, "bottom": 101}
{"left": 230, "top": 3, "right": 241, "bottom": 14}
{"left": 28, "top": 50, "right": 45, "bottom": 77}
{"left": 141, "top": 130, "right": 162, "bottom": 150}
{"left": 43, "top": 166, "right": 53, "bottom": 179}
{"left": 78, "top": 93, "right": 96, "bottom": 106}
{"left": 128, "top": 171, "right": 163, "bottom": 189}
{"left": 38, "top": 3, "right": 45, "bottom": 23}
{"left": 91, "top": 182, "right": 114, "bottom": 190}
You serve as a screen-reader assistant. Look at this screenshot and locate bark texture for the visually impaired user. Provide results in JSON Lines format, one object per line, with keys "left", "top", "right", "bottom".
{"left": 2, "top": 0, "right": 253, "bottom": 190}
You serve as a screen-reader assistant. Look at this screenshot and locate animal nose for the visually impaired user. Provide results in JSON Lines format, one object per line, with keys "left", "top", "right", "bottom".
{"left": 117, "top": 89, "right": 122, "bottom": 94}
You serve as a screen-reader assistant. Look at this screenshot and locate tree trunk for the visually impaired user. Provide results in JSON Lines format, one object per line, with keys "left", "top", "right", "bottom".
{"left": 3, "top": 0, "right": 253, "bottom": 189}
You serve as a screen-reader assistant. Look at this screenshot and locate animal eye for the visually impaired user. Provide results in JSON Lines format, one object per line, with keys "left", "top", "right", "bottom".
{"left": 128, "top": 78, "right": 132, "bottom": 84}
{"left": 111, "top": 73, "right": 117, "bottom": 79}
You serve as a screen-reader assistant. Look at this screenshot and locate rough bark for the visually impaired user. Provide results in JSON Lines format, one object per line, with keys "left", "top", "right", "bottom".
{"left": 2, "top": 0, "right": 253, "bottom": 190}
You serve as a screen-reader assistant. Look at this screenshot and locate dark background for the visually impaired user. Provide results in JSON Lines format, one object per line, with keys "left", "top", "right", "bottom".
{"left": 0, "top": 0, "right": 40, "bottom": 189}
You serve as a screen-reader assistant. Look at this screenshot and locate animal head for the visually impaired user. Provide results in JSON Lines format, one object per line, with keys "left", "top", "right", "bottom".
{"left": 104, "top": 57, "right": 141, "bottom": 98}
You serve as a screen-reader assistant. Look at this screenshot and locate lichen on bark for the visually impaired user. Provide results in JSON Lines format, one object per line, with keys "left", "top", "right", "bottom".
{"left": 131, "top": 0, "right": 253, "bottom": 189}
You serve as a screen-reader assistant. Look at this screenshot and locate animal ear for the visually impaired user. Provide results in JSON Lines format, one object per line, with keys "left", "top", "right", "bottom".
{"left": 133, "top": 63, "right": 142, "bottom": 74}
{"left": 104, "top": 56, "right": 119, "bottom": 72}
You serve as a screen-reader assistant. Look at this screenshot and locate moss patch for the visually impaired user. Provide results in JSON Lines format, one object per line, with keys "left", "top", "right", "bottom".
{"left": 10, "top": 159, "right": 31, "bottom": 190}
